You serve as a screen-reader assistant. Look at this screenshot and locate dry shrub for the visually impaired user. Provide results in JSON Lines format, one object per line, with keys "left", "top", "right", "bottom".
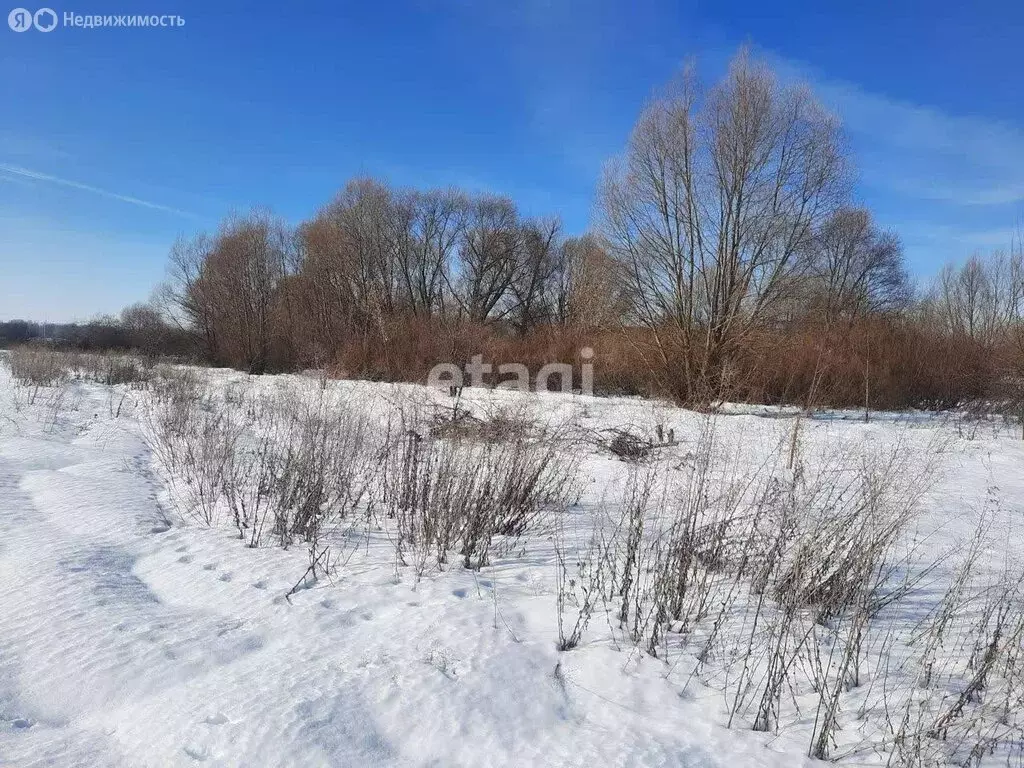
{"left": 8, "top": 346, "right": 71, "bottom": 390}
{"left": 328, "top": 314, "right": 1008, "bottom": 412}
{"left": 736, "top": 317, "right": 994, "bottom": 410}
{"left": 150, "top": 366, "right": 204, "bottom": 408}
{"left": 386, "top": 420, "right": 580, "bottom": 573}
{"left": 985, "top": 335, "right": 1024, "bottom": 438}
{"left": 889, "top": 523, "right": 1024, "bottom": 767}
{"left": 98, "top": 356, "right": 151, "bottom": 386}
{"left": 144, "top": 377, "right": 238, "bottom": 526}
{"left": 225, "top": 392, "right": 377, "bottom": 548}
{"left": 145, "top": 374, "right": 379, "bottom": 546}
{"left": 70, "top": 351, "right": 153, "bottom": 386}
{"left": 559, "top": 414, "right": 949, "bottom": 762}
{"left": 330, "top": 314, "right": 492, "bottom": 383}
{"left": 428, "top": 402, "right": 541, "bottom": 442}
{"left": 316, "top": 314, "right": 1001, "bottom": 412}
{"left": 325, "top": 315, "right": 651, "bottom": 396}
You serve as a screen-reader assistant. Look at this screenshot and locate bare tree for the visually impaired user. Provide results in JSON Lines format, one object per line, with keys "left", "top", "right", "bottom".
{"left": 164, "top": 232, "right": 220, "bottom": 362}
{"left": 395, "top": 188, "right": 468, "bottom": 317}
{"left": 296, "top": 179, "right": 401, "bottom": 353}
{"left": 213, "top": 210, "right": 290, "bottom": 373}
{"left": 120, "top": 302, "right": 174, "bottom": 358}
{"left": 508, "top": 217, "right": 561, "bottom": 335}
{"left": 929, "top": 249, "right": 1024, "bottom": 346}
{"left": 553, "top": 234, "right": 624, "bottom": 328}
{"left": 166, "top": 211, "right": 289, "bottom": 372}
{"left": 450, "top": 194, "right": 524, "bottom": 324}
{"left": 806, "top": 206, "right": 909, "bottom": 325}
{"left": 600, "top": 48, "right": 848, "bottom": 401}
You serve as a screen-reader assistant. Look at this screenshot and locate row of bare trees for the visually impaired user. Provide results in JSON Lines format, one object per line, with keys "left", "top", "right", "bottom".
{"left": 926, "top": 247, "right": 1024, "bottom": 345}
{"left": 295, "top": 181, "right": 624, "bottom": 335}
{"left": 145, "top": 47, "right": 1021, "bottom": 410}
{"left": 160, "top": 184, "right": 625, "bottom": 373}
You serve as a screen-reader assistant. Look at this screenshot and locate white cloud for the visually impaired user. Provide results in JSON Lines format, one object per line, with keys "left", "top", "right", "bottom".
{"left": 769, "top": 55, "right": 1024, "bottom": 208}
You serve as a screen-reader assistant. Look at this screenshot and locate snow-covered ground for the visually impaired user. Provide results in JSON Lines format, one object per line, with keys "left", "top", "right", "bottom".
{"left": 1, "top": 360, "right": 1022, "bottom": 767}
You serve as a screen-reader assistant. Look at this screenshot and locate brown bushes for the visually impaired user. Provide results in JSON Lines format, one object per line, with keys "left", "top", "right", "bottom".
{"left": 319, "top": 316, "right": 650, "bottom": 395}
{"left": 733, "top": 317, "right": 998, "bottom": 411}
{"left": 302, "top": 316, "right": 1003, "bottom": 412}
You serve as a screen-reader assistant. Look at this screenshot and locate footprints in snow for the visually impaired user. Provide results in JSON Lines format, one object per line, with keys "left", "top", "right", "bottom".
{"left": 200, "top": 562, "right": 233, "bottom": 582}
{"left": 182, "top": 742, "right": 210, "bottom": 762}
{"left": 452, "top": 579, "right": 492, "bottom": 599}
{"left": 182, "top": 713, "right": 228, "bottom": 762}
{"left": 172, "top": 545, "right": 245, "bottom": 585}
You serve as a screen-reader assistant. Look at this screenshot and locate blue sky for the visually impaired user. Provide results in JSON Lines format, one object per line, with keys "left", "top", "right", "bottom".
{"left": 2, "top": 0, "right": 1022, "bottom": 321}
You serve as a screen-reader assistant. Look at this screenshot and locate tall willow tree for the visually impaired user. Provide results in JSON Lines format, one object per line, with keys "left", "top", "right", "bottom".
{"left": 600, "top": 48, "right": 849, "bottom": 402}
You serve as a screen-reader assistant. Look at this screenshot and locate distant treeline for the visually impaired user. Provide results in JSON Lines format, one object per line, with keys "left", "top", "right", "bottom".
{"left": 0, "top": 310, "right": 192, "bottom": 359}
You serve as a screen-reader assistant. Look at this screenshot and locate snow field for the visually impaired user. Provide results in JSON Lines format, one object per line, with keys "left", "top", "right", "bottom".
{"left": 1, "top": 353, "right": 1023, "bottom": 767}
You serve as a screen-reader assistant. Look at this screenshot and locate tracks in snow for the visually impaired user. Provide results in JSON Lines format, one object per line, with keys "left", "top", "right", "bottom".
{"left": 0, "top": 416, "right": 265, "bottom": 766}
